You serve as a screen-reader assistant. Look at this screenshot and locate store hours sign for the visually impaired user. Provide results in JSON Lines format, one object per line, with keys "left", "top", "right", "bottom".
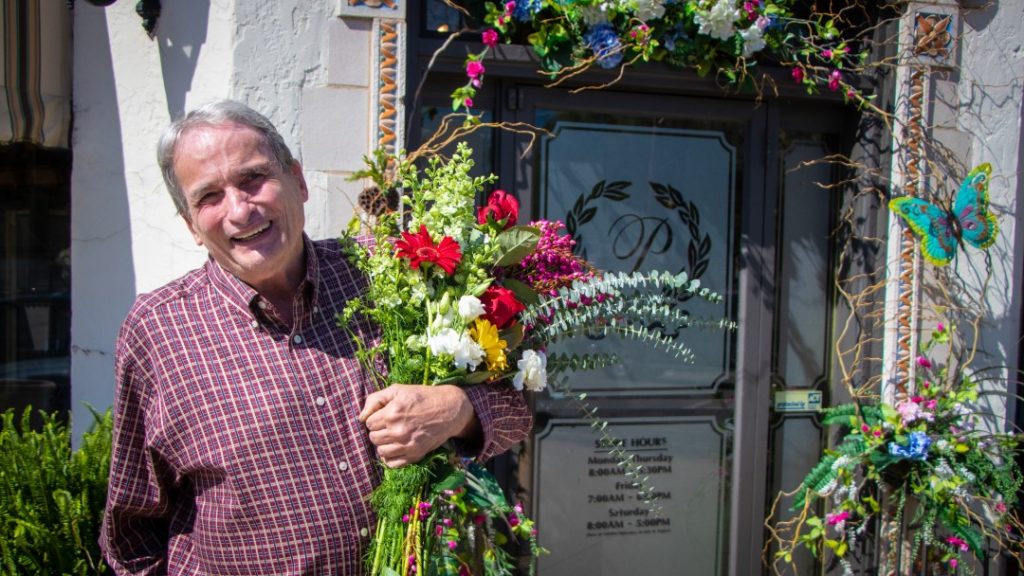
{"left": 533, "top": 418, "right": 731, "bottom": 574}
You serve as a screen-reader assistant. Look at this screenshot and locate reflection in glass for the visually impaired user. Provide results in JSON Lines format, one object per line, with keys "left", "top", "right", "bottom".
{"left": 777, "top": 137, "right": 832, "bottom": 389}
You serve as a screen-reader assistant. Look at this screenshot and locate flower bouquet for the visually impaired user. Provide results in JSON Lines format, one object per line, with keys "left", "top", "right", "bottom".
{"left": 341, "top": 143, "right": 731, "bottom": 575}
{"left": 771, "top": 323, "right": 1023, "bottom": 574}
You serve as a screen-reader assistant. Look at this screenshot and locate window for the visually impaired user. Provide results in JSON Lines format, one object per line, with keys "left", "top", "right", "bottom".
{"left": 0, "top": 143, "right": 71, "bottom": 424}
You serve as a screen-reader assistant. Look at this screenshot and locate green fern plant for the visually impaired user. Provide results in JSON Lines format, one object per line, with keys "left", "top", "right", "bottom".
{"left": 0, "top": 407, "right": 112, "bottom": 576}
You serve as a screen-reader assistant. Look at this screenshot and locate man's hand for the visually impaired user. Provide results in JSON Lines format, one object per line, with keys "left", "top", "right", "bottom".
{"left": 359, "top": 384, "right": 481, "bottom": 468}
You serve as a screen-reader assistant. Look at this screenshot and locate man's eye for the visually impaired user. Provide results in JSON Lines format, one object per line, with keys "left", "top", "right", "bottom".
{"left": 195, "top": 192, "right": 220, "bottom": 206}
{"left": 241, "top": 172, "right": 268, "bottom": 188}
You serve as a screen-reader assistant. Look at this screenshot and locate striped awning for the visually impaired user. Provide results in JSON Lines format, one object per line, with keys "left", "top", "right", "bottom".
{"left": 1, "top": 0, "right": 71, "bottom": 149}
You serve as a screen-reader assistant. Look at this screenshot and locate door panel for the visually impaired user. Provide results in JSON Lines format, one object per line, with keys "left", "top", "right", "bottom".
{"left": 515, "top": 89, "right": 760, "bottom": 576}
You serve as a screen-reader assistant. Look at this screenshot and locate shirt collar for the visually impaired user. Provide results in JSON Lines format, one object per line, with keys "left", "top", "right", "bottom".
{"left": 205, "top": 234, "right": 321, "bottom": 322}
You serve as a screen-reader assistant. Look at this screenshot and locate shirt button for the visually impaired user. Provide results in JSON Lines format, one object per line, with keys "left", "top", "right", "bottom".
{"left": 339, "top": 461, "right": 349, "bottom": 471}
{"left": 258, "top": 301, "right": 268, "bottom": 309}
{"left": 360, "top": 527, "right": 369, "bottom": 537}
{"left": 250, "top": 320, "right": 259, "bottom": 329}
{"left": 293, "top": 334, "right": 303, "bottom": 344}
{"left": 315, "top": 396, "right": 326, "bottom": 407}
{"left": 313, "top": 306, "right": 320, "bottom": 314}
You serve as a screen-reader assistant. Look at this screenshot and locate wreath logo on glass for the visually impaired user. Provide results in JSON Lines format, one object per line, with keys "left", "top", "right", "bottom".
{"left": 566, "top": 180, "right": 712, "bottom": 304}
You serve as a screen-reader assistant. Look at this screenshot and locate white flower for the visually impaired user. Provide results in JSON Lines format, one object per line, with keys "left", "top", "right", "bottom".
{"left": 739, "top": 25, "right": 765, "bottom": 57}
{"left": 579, "top": 7, "right": 609, "bottom": 26}
{"left": 451, "top": 333, "right": 485, "bottom": 371}
{"left": 428, "top": 328, "right": 460, "bottom": 356}
{"left": 458, "top": 295, "right": 485, "bottom": 321}
{"left": 694, "top": 0, "right": 739, "bottom": 41}
{"left": 633, "top": 0, "right": 666, "bottom": 21}
{"left": 513, "top": 350, "right": 548, "bottom": 392}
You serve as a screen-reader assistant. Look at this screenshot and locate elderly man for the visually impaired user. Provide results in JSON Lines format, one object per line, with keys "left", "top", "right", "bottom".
{"left": 100, "top": 100, "right": 531, "bottom": 575}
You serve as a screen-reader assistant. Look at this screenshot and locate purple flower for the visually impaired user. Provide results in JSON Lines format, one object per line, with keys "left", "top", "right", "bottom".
{"left": 584, "top": 23, "right": 623, "bottom": 69}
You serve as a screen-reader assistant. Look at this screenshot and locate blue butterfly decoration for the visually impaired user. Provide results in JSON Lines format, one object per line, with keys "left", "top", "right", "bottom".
{"left": 889, "top": 163, "right": 998, "bottom": 266}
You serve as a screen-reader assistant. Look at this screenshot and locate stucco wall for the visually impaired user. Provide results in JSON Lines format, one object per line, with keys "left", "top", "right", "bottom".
{"left": 70, "top": 1, "right": 371, "bottom": 438}
{"left": 957, "top": 2, "right": 1024, "bottom": 403}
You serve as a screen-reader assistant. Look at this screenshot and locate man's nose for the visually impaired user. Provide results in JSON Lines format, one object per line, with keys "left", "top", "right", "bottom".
{"left": 225, "top": 187, "right": 254, "bottom": 224}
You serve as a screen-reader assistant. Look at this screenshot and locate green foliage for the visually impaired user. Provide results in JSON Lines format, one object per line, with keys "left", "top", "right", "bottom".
{"left": 0, "top": 407, "right": 112, "bottom": 576}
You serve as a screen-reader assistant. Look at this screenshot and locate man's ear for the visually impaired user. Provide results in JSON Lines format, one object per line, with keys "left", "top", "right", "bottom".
{"left": 289, "top": 160, "right": 309, "bottom": 202}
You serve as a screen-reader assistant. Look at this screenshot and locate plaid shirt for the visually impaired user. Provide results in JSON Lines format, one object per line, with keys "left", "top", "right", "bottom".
{"left": 100, "top": 236, "right": 531, "bottom": 575}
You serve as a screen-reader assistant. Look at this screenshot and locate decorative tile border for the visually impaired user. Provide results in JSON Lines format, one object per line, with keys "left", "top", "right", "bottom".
{"left": 370, "top": 17, "right": 404, "bottom": 155}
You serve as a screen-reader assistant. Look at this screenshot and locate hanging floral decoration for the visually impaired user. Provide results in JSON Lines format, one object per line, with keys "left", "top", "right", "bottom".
{"left": 449, "top": 0, "right": 877, "bottom": 115}
{"left": 767, "top": 323, "right": 1024, "bottom": 575}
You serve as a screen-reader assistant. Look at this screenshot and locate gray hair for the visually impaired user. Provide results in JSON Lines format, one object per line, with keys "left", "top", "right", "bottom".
{"left": 157, "top": 99, "right": 296, "bottom": 218}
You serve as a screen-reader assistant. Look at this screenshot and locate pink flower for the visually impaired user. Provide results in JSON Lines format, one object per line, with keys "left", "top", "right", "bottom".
{"left": 873, "top": 429, "right": 882, "bottom": 437}
{"left": 861, "top": 424, "right": 871, "bottom": 433}
{"left": 996, "top": 502, "right": 1007, "bottom": 514}
{"left": 925, "top": 399, "right": 937, "bottom": 410}
{"left": 937, "top": 322, "right": 945, "bottom": 333}
{"left": 482, "top": 28, "right": 499, "bottom": 47}
{"left": 504, "top": 1, "right": 515, "bottom": 13}
{"left": 435, "top": 525, "right": 443, "bottom": 536}
{"left": 846, "top": 89, "right": 856, "bottom": 100}
{"left": 791, "top": 67, "right": 804, "bottom": 83}
{"left": 826, "top": 510, "right": 851, "bottom": 531}
{"left": 466, "top": 60, "right": 485, "bottom": 79}
{"left": 822, "top": 49, "right": 833, "bottom": 59}
{"left": 946, "top": 536, "right": 969, "bottom": 551}
{"left": 447, "top": 540, "right": 458, "bottom": 550}
{"left": 950, "top": 558, "right": 959, "bottom": 570}
{"left": 464, "top": 97, "right": 474, "bottom": 108}
{"left": 827, "top": 510, "right": 851, "bottom": 526}
{"left": 917, "top": 355, "right": 932, "bottom": 369}
{"left": 828, "top": 69, "right": 841, "bottom": 91}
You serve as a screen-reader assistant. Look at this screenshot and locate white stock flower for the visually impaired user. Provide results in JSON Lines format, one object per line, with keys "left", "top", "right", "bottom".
{"left": 633, "top": 0, "right": 666, "bottom": 21}
{"left": 458, "top": 295, "right": 485, "bottom": 321}
{"left": 695, "top": 0, "right": 739, "bottom": 41}
{"left": 740, "top": 25, "right": 765, "bottom": 57}
{"left": 451, "top": 333, "right": 485, "bottom": 371}
{"left": 513, "top": 350, "right": 548, "bottom": 392}
{"left": 428, "top": 328, "right": 460, "bottom": 356}
{"left": 429, "top": 329, "right": 484, "bottom": 371}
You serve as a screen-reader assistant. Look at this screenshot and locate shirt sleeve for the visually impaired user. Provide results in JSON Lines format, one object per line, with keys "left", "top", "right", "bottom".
{"left": 99, "top": 313, "right": 172, "bottom": 576}
{"left": 461, "top": 383, "right": 532, "bottom": 462}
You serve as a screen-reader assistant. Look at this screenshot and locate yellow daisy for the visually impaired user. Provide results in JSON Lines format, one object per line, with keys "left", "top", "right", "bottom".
{"left": 470, "top": 318, "right": 508, "bottom": 372}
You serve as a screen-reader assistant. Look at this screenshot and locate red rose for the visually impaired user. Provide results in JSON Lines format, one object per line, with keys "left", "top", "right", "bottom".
{"left": 479, "top": 285, "right": 525, "bottom": 329}
{"left": 477, "top": 190, "right": 519, "bottom": 230}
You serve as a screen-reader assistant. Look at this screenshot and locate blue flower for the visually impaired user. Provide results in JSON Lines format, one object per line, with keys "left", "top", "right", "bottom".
{"left": 513, "top": 0, "right": 542, "bottom": 22}
{"left": 888, "top": 431, "right": 932, "bottom": 461}
{"left": 584, "top": 23, "right": 624, "bottom": 69}
{"left": 662, "top": 22, "right": 689, "bottom": 52}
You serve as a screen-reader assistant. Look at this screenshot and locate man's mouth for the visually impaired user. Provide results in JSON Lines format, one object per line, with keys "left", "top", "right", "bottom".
{"left": 232, "top": 222, "right": 271, "bottom": 242}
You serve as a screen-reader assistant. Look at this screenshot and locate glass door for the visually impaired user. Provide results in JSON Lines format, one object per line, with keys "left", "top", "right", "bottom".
{"left": 512, "top": 88, "right": 769, "bottom": 576}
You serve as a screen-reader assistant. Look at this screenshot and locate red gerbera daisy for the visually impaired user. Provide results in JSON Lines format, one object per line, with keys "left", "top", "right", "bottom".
{"left": 394, "top": 224, "right": 462, "bottom": 275}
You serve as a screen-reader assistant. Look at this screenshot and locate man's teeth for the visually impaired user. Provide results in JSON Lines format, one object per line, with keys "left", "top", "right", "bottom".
{"left": 234, "top": 223, "right": 270, "bottom": 241}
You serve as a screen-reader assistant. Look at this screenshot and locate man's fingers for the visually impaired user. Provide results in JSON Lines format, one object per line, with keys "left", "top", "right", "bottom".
{"left": 359, "top": 388, "right": 393, "bottom": 422}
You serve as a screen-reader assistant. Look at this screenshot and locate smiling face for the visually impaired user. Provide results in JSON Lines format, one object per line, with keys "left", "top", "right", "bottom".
{"left": 175, "top": 122, "right": 308, "bottom": 297}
